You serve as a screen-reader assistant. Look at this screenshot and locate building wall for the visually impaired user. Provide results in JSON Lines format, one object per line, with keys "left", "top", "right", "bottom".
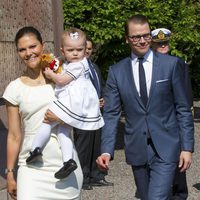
{"left": 0, "top": 1, "right": 63, "bottom": 199}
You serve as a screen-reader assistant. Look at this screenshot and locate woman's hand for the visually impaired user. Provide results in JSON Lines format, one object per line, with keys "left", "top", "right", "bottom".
{"left": 43, "top": 109, "right": 61, "bottom": 123}
{"left": 7, "top": 173, "right": 17, "bottom": 200}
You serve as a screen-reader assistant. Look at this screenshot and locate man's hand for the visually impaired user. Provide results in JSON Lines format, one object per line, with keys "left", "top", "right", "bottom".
{"left": 96, "top": 154, "right": 111, "bottom": 171}
{"left": 178, "top": 151, "right": 192, "bottom": 172}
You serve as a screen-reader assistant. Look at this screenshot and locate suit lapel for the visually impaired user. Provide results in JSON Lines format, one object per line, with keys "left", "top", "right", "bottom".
{"left": 147, "top": 52, "right": 160, "bottom": 107}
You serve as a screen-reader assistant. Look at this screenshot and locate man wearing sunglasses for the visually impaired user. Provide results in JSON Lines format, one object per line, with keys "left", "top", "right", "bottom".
{"left": 151, "top": 28, "right": 193, "bottom": 200}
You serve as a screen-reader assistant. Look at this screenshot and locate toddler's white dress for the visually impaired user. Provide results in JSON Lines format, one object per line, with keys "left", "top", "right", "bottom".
{"left": 49, "top": 57, "right": 104, "bottom": 130}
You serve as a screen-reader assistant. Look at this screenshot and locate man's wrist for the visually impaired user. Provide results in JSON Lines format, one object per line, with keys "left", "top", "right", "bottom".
{"left": 102, "top": 153, "right": 111, "bottom": 157}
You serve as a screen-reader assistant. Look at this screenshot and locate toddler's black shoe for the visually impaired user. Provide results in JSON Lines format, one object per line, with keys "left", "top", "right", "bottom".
{"left": 26, "top": 147, "right": 42, "bottom": 164}
{"left": 55, "top": 159, "right": 77, "bottom": 179}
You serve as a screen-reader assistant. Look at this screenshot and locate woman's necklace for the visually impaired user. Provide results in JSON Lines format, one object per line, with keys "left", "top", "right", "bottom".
{"left": 22, "top": 70, "right": 46, "bottom": 86}
{"left": 35, "top": 77, "right": 46, "bottom": 85}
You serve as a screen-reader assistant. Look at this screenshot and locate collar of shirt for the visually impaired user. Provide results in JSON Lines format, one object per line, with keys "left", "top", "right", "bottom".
{"left": 131, "top": 49, "right": 153, "bottom": 64}
{"left": 131, "top": 49, "right": 153, "bottom": 97}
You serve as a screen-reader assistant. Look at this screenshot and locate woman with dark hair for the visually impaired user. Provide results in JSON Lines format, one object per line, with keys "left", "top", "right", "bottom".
{"left": 3, "top": 26, "right": 83, "bottom": 200}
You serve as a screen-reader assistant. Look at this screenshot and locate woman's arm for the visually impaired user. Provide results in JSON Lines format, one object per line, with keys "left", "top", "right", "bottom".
{"left": 43, "top": 67, "right": 73, "bottom": 86}
{"left": 6, "top": 102, "right": 22, "bottom": 200}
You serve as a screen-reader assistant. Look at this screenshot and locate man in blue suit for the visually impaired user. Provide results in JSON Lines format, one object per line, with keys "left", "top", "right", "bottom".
{"left": 96, "top": 14, "right": 194, "bottom": 200}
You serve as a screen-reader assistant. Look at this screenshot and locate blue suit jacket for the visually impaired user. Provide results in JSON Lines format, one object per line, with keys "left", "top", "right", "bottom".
{"left": 101, "top": 51, "right": 194, "bottom": 166}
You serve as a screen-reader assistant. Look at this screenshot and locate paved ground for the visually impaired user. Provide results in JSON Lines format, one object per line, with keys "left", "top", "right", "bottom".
{"left": 81, "top": 101, "right": 200, "bottom": 200}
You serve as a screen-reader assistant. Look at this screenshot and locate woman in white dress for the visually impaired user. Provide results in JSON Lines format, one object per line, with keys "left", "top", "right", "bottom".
{"left": 3, "top": 26, "right": 83, "bottom": 200}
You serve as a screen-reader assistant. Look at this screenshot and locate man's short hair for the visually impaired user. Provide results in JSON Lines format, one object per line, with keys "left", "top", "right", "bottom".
{"left": 125, "top": 14, "right": 150, "bottom": 36}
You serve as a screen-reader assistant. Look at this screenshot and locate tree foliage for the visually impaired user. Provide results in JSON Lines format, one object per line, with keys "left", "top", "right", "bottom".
{"left": 63, "top": 0, "right": 200, "bottom": 97}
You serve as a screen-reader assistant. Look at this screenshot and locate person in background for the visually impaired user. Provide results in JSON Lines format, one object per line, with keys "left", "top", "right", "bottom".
{"left": 151, "top": 28, "right": 193, "bottom": 200}
{"left": 3, "top": 26, "right": 83, "bottom": 200}
{"left": 74, "top": 36, "right": 113, "bottom": 190}
{"left": 97, "top": 14, "right": 194, "bottom": 200}
{"left": 151, "top": 28, "right": 171, "bottom": 54}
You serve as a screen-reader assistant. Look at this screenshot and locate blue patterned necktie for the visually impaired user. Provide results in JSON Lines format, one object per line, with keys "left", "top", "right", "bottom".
{"left": 138, "top": 57, "right": 148, "bottom": 106}
{"left": 88, "top": 59, "right": 100, "bottom": 98}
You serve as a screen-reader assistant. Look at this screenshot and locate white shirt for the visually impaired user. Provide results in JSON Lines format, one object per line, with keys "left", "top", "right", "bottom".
{"left": 131, "top": 49, "right": 153, "bottom": 97}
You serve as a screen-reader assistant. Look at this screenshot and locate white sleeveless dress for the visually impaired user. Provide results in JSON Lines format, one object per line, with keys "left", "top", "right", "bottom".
{"left": 49, "top": 57, "right": 104, "bottom": 130}
{"left": 3, "top": 78, "right": 83, "bottom": 200}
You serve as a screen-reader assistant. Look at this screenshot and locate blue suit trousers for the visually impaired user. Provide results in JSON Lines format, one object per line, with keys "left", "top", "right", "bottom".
{"left": 132, "top": 140, "right": 177, "bottom": 200}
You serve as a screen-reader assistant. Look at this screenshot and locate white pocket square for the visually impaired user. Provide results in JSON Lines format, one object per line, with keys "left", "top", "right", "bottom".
{"left": 156, "top": 79, "right": 169, "bottom": 83}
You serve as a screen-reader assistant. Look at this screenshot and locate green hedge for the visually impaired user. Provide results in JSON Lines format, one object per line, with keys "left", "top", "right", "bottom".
{"left": 63, "top": 0, "right": 200, "bottom": 97}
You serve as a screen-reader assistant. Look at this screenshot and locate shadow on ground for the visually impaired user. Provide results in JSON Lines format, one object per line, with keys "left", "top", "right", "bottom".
{"left": 194, "top": 106, "right": 200, "bottom": 123}
{"left": 193, "top": 183, "right": 200, "bottom": 190}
